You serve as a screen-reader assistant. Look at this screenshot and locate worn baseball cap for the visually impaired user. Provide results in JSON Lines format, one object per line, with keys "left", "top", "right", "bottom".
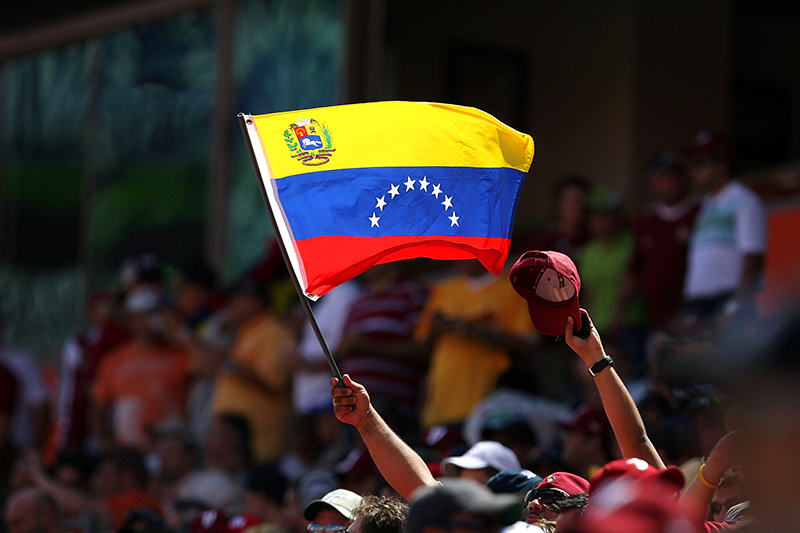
{"left": 441, "top": 441, "right": 521, "bottom": 476}
{"left": 589, "top": 458, "right": 685, "bottom": 495}
{"left": 558, "top": 477, "right": 701, "bottom": 533}
{"left": 525, "top": 472, "right": 590, "bottom": 502}
{"left": 558, "top": 406, "right": 610, "bottom": 439}
{"left": 406, "top": 479, "right": 522, "bottom": 533}
{"left": 687, "top": 130, "right": 730, "bottom": 163}
{"left": 509, "top": 251, "right": 583, "bottom": 337}
{"left": 303, "top": 489, "right": 362, "bottom": 521}
{"left": 487, "top": 469, "right": 543, "bottom": 494}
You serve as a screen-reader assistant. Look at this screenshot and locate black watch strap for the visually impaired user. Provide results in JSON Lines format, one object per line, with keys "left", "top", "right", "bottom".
{"left": 588, "top": 355, "right": 614, "bottom": 377}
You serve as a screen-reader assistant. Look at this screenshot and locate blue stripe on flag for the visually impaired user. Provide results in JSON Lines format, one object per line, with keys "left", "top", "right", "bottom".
{"left": 274, "top": 166, "right": 526, "bottom": 240}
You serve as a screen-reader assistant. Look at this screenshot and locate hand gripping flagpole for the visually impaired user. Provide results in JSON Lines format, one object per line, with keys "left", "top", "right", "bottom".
{"left": 237, "top": 113, "right": 344, "bottom": 382}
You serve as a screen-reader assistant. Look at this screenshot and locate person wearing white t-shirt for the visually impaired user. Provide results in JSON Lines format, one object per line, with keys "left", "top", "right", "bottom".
{"left": 683, "top": 131, "right": 766, "bottom": 319}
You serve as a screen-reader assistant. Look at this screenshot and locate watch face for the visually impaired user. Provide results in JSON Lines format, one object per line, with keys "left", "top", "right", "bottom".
{"left": 534, "top": 267, "right": 576, "bottom": 302}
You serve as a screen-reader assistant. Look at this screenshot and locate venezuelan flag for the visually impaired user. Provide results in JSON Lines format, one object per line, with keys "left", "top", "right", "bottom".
{"left": 241, "top": 102, "right": 534, "bottom": 298}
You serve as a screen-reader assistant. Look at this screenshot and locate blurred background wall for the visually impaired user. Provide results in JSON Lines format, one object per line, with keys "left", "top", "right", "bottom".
{"left": 1, "top": 0, "right": 799, "bottom": 355}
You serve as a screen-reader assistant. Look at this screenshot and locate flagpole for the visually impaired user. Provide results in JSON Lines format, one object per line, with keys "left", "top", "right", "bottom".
{"left": 237, "top": 113, "right": 344, "bottom": 382}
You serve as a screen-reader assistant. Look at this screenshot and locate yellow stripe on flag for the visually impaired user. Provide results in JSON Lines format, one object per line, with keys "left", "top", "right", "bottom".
{"left": 251, "top": 101, "right": 534, "bottom": 179}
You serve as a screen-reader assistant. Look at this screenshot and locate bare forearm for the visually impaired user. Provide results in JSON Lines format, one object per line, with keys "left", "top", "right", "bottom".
{"left": 356, "top": 407, "right": 436, "bottom": 500}
{"left": 567, "top": 312, "right": 664, "bottom": 469}
{"left": 591, "top": 363, "right": 664, "bottom": 468}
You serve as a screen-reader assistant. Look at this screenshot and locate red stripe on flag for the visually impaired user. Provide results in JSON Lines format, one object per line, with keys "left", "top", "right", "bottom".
{"left": 296, "top": 235, "right": 511, "bottom": 296}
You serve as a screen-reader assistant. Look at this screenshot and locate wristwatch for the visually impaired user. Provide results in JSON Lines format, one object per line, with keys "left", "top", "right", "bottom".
{"left": 588, "top": 355, "right": 614, "bottom": 377}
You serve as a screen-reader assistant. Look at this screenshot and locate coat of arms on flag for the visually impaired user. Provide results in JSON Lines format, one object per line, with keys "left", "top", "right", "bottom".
{"left": 283, "top": 116, "right": 335, "bottom": 166}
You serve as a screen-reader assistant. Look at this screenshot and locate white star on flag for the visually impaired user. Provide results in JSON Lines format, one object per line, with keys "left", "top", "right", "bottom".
{"left": 404, "top": 177, "right": 416, "bottom": 191}
{"left": 448, "top": 212, "right": 460, "bottom": 227}
{"left": 418, "top": 176, "right": 430, "bottom": 191}
{"left": 442, "top": 195, "right": 453, "bottom": 211}
{"left": 375, "top": 196, "right": 387, "bottom": 211}
{"left": 431, "top": 184, "right": 442, "bottom": 198}
{"left": 388, "top": 184, "right": 400, "bottom": 198}
{"left": 369, "top": 212, "right": 380, "bottom": 228}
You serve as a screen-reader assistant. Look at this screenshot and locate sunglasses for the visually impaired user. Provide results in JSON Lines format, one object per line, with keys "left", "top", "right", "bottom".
{"left": 525, "top": 488, "right": 570, "bottom": 505}
{"left": 307, "top": 524, "right": 348, "bottom": 533}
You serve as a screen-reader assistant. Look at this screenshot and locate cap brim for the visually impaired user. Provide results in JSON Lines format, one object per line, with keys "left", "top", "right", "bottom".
{"left": 526, "top": 298, "right": 581, "bottom": 337}
{"left": 303, "top": 500, "right": 352, "bottom": 521}
{"left": 440, "top": 456, "right": 490, "bottom": 477}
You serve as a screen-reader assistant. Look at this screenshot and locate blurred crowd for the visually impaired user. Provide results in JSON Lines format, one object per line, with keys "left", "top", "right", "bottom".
{"left": 1, "top": 130, "right": 793, "bottom": 533}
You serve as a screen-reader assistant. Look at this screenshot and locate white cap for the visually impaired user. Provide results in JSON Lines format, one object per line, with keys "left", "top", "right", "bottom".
{"left": 441, "top": 441, "right": 520, "bottom": 477}
{"left": 303, "top": 488, "right": 363, "bottom": 521}
{"left": 124, "top": 286, "right": 164, "bottom": 313}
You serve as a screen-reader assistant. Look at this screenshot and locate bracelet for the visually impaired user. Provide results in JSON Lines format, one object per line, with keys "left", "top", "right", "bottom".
{"left": 588, "top": 355, "right": 614, "bottom": 377}
{"left": 698, "top": 463, "right": 722, "bottom": 489}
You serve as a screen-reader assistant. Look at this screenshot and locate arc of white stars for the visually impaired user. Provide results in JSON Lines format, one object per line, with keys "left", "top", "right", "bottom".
{"left": 431, "top": 184, "right": 442, "bottom": 198}
{"left": 369, "top": 212, "right": 380, "bottom": 227}
{"left": 418, "top": 176, "right": 430, "bottom": 191}
{"left": 441, "top": 195, "right": 453, "bottom": 211}
{"left": 388, "top": 184, "right": 400, "bottom": 198}
{"left": 375, "top": 196, "right": 387, "bottom": 211}
{"left": 448, "top": 211, "right": 460, "bottom": 227}
{"left": 404, "top": 177, "right": 416, "bottom": 191}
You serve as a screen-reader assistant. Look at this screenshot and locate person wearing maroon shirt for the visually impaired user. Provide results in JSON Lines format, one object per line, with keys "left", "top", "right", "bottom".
{"left": 621, "top": 151, "right": 700, "bottom": 330}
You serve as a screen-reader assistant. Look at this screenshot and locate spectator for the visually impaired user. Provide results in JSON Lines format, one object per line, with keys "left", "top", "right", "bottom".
{"left": 441, "top": 441, "right": 521, "bottom": 485}
{"left": 523, "top": 473, "right": 589, "bottom": 525}
{"left": 174, "top": 413, "right": 252, "bottom": 511}
{"left": 91, "top": 287, "right": 192, "bottom": 448}
{"left": 0, "top": 314, "right": 50, "bottom": 450}
{"left": 683, "top": 131, "right": 767, "bottom": 322}
{"left": 624, "top": 151, "right": 700, "bottom": 329}
{"left": 56, "top": 292, "right": 128, "bottom": 451}
{"left": 21, "top": 446, "right": 161, "bottom": 531}
{"left": 558, "top": 407, "right": 613, "bottom": 480}
{"left": 416, "top": 260, "right": 536, "bottom": 428}
{"left": 175, "top": 262, "right": 220, "bottom": 331}
{"left": 527, "top": 175, "right": 592, "bottom": 260}
{"left": 303, "top": 489, "right": 363, "bottom": 530}
{"left": 405, "top": 479, "right": 521, "bottom": 533}
{"left": 709, "top": 467, "right": 746, "bottom": 523}
{"left": 242, "top": 464, "right": 288, "bottom": 530}
{"left": 337, "top": 264, "right": 427, "bottom": 434}
{"left": 349, "top": 495, "right": 408, "bottom": 533}
{"left": 211, "top": 279, "right": 294, "bottom": 462}
{"left": 149, "top": 420, "right": 199, "bottom": 508}
{"left": 580, "top": 188, "right": 647, "bottom": 371}
{"left": 5, "top": 487, "right": 62, "bottom": 533}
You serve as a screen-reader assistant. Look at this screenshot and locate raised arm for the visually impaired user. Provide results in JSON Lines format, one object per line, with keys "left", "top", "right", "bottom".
{"left": 331, "top": 374, "right": 436, "bottom": 500}
{"left": 680, "top": 432, "right": 738, "bottom": 514}
{"left": 565, "top": 309, "right": 665, "bottom": 469}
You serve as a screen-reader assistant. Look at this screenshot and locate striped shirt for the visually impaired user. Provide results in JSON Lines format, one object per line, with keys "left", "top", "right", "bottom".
{"left": 339, "top": 279, "right": 428, "bottom": 407}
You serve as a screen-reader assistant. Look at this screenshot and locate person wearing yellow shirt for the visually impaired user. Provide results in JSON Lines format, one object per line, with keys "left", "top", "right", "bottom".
{"left": 415, "top": 261, "right": 537, "bottom": 428}
{"left": 212, "top": 280, "right": 295, "bottom": 462}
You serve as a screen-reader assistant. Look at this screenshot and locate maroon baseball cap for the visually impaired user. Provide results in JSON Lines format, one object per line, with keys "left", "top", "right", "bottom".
{"left": 509, "top": 251, "right": 582, "bottom": 336}
{"left": 589, "top": 458, "right": 685, "bottom": 495}
{"left": 558, "top": 477, "right": 701, "bottom": 533}
{"left": 532, "top": 472, "right": 590, "bottom": 496}
{"left": 558, "top": 406, "right": 610, "bottom": 439}
{"left": 687, "top": 130, "right": 731, "bottom": 163}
